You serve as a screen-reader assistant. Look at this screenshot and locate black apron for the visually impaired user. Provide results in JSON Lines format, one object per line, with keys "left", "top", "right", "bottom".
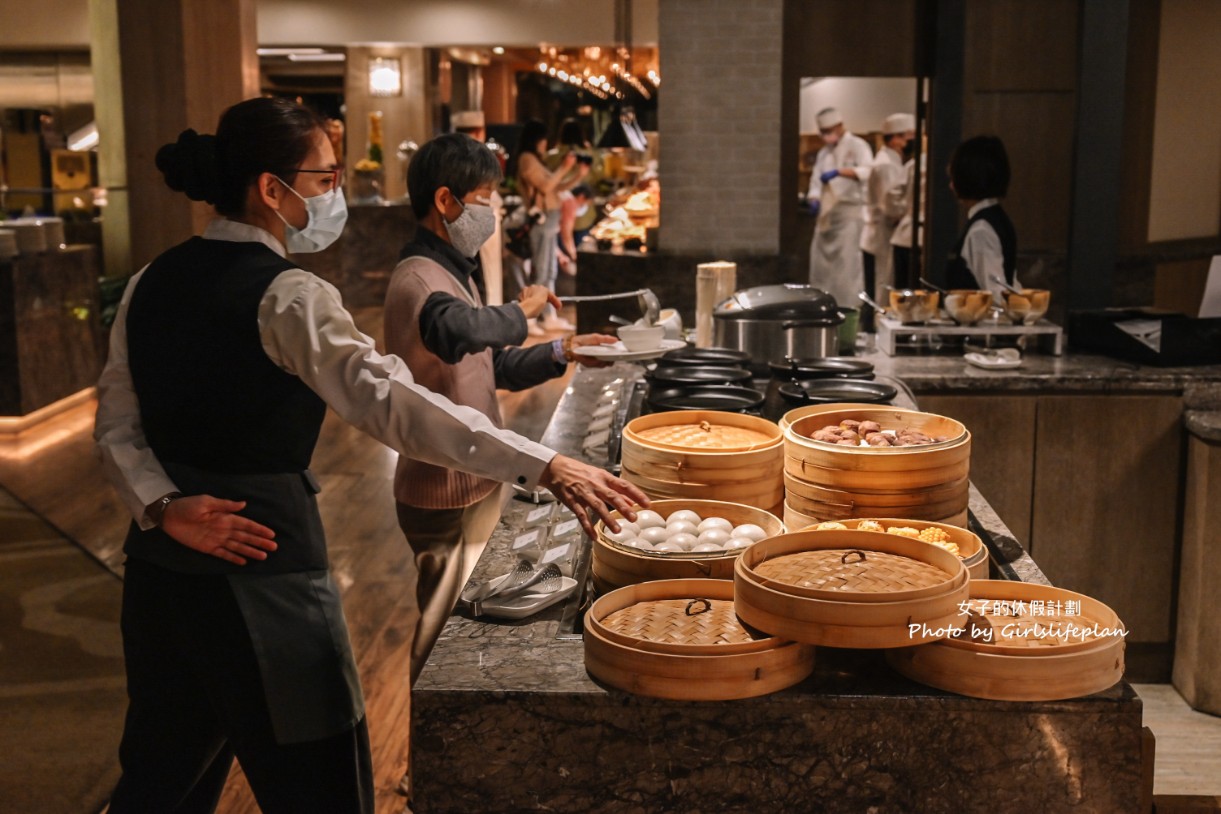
{"left": 124, "top": 462, "right": 363, "bottom": 744}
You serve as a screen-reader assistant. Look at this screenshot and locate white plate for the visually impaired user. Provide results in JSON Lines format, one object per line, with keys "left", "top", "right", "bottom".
{"left": 964, "top": 351, "right": 1022, "bottom": 370}
{"left": 476, "top": 577, "right": 579, "bottom": 620}
{"left": 575, "top": 338, "right": 687, "bottom": 362}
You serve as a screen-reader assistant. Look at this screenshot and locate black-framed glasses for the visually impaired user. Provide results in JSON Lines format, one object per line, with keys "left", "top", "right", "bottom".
{"left": 296, "top": 166, "right": 345, "bottom": 188}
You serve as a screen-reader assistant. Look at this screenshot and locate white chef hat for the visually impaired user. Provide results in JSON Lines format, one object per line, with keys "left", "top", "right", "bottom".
{"left": 816, "top": 107, "right": 843, "bottom": 130}
{"left": 883, "top": 113, "right": 916, "bottom": 135}
{"left": 452, "top": 110, "right": 485, "bottom": 130}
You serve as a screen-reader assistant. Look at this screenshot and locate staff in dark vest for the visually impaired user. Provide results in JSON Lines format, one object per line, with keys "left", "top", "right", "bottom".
{"left": 945, "top": 135, "right": 1019, "bottom": 301}
{"left": 93, "top": 97, "right": 646, "bottom": 814}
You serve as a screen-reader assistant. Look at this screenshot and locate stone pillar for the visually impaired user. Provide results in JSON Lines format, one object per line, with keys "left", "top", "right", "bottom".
{"left": 344, "top": 46, "right": 431, "bottom": 203}
{"left": 658, "top": 0, "right": 784, "bottom": 255}
{"left": 89, "top": 0, "right": 258, "bottom": 274}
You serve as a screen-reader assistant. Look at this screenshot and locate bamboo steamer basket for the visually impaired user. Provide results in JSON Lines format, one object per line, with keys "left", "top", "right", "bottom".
{"left": 782, "top": 499, "right": 968, "bottom": 534}
{"left": 783, "top": 406, "right": 971, "bottom": 525}
{"left": 887, "top": 580, "right": 1126, "bottom": 701}
{"left": 784, "top": 475, "right": 969, "bottom": 524}
{"left": 779, "top": 402, "right": 886, "bottom": 435}
{"left": 791, "top": 518, "right": 989, "bottom": 580}
{"left": 734, "top": 529, "right": 969, "bottom": 648}
{"left": 584, "top": 578, "right": 815, "bottom": 700}
{"left": 591, "top": 499, "right": 786, "bottom": 592}
{"left": 622, "top": 410, "right": 785, "bottom": 510}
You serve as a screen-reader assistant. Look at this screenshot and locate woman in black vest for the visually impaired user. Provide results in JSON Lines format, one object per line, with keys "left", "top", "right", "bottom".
{"left": 94, "top": 97, "right": 645, "bottom": 814}
{"left": 945, "top": 135, "right": 1019, "bottom": 301}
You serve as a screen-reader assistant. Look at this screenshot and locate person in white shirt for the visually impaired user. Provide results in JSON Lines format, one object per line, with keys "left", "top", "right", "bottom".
{"left": 94, "top": 96, "right": 645, "bottom": 814}
{"left": 945, "top": 135, "right": 1018, "bottom": 302}
{"left": 807, "top": 107, "right": 874, "bottom": 308}
{"left": 860, "top": 113, "right": 916, "bottom": 326}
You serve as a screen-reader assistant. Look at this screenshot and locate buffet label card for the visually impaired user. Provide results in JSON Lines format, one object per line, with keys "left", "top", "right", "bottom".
{"left": 541, "top": 543, "right": 571, "bottom": 565}
{"left": 552, "top": 519, "right": 580, "bottom": 538}
{"left": 512, "top": 529, "right": 541, "bottom": 550}
{"left": 526, "top": 506, "right": 553, "bottom": 524}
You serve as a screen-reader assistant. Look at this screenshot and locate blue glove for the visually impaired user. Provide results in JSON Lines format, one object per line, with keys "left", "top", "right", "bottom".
{"left": 808, "top": 199, "right": 821, "bottom": 217}
{"left": 819, "top": 169, "right": 840, "bottom": 184}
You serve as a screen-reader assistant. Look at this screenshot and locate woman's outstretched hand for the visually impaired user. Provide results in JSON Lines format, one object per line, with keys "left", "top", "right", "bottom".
{"left": 538, "top": 455, "right": 650, "bottom": 537}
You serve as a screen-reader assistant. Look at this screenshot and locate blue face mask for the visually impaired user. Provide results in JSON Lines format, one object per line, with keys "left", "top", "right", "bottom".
{"left": 274, "top": 177, "right": 348, "bottom": 253}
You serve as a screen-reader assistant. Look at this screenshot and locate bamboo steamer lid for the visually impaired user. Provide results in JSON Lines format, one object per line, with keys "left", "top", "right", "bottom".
{"left": 625, "top": 410, "right": 782, "bottom": 453}
{"left": 621, "top": 410, "right": 785, "bottom": 511}
{"left": 887, "top": 580, "right": 1127, "bottom": 701}
{"left": 795, "top": 518, "right": 989, "bottom": 580}
{"left": 584, "top": 579, "right": 815, "bottom": 700}
{"left": 734, "top": 529, "right": 970, "bottom": 648}
{"left": 592, "top": 499, "right": 786, "bottom": 590}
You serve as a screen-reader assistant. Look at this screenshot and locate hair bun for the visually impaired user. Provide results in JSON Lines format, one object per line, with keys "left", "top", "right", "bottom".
{"left": 155, "top": 129, "right": 221, "bottom": 203}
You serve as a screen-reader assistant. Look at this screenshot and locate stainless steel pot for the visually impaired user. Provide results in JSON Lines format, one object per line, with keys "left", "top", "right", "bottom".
{"left": 712, "top": 284, "right": 844, "bottom": 366}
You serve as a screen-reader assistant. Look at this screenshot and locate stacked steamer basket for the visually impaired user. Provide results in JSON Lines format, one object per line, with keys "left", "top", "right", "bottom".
{"left": 591, "top": 499, "right": 786, "bottom": 593}
{"left": 800, "top": 518, "right": 990, "bottom": 580}
{"left": 887, "top": 580, "right": 1126, "bottom": 701}
{"left": 621, "top": 411, "right": 785, "bottom": 514}
{"left": 584, "top": 578, "right": 815, "bottom": 700}
{"left": 782, "top": 406, "right": 971, "bottom": 529}
{"left": 734, "top": 528, "right": 970, "bottom": 649}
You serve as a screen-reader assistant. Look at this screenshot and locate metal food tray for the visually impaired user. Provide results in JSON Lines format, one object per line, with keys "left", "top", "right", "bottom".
{"left": 875, "top": 315, "right": 1064, "bottom": 356}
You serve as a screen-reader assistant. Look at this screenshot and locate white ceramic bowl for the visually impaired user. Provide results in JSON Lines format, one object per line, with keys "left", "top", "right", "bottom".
{"left": 618, "top": 324, "right": 666, "bottom": 351}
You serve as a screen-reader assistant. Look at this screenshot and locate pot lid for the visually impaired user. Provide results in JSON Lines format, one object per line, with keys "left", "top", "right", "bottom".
{"left": 713, "top": 284, "right": 839, "bottom": 320}
{"left": 646, "top": 384, "right": 766, "bottom": 413}
{"left": 777, "top": 379, "right": 897, "bottom": 406}
{"left": 647, "top": 365, "right": 753, "bottom": 386}
{"left": 659, "top": 346, "right": 753, "bottom": 367}
{"left": 768, "top": 357, "right": 875, "bottom": 380}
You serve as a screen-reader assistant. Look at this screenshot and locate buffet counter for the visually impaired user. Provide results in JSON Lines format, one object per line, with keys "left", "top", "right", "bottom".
{"left": 411, "top": 361, "right": 1148, "bottom": 814}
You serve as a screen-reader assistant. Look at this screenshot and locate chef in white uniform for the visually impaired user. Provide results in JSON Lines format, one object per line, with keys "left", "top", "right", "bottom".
{"left": 807, "top": 107, "right": 874, "bottom": 307}
{"left": 860, "top": 113, "right": 916, "bottom": 310}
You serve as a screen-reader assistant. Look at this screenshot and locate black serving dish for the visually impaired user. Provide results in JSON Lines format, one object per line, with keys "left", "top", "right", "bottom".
{"left": 659, "top": 346, "right": 753, "bottom": 368}
{"left": 777, "top": 379, "right": 897, "bottom": 405}
{"left": 645, "top": 383, "right": 766, "bottom": 413}
{"left": 647, "top": 365, "right": 753, "bottom": 387}
{"left": 767, "top": 357, "right": 876, "bottom": 380}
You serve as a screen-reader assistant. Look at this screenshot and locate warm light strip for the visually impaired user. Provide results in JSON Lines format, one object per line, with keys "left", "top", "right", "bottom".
{"left": 0, "top": 388, "right": 96, "bottom": 436}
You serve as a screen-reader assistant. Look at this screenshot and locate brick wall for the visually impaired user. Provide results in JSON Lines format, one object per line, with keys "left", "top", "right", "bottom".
{"left": 658, "top": 0, "right": 785, "bottom": 255}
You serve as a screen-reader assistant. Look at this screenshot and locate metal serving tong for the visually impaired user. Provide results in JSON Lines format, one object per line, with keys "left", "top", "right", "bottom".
{"left": 558, "top": 288, "right": 661, "bottom": 326}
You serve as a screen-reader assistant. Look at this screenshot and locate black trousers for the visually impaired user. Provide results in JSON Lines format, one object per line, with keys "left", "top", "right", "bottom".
{"left": 109, "top": 560, "right": 373, "bottom": 814}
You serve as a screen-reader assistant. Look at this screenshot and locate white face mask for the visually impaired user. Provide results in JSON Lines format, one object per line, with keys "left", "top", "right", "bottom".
{"left": 274, "top": 177, "right": 348, "bottom": 253}
{"left": 444, "top": 198, "right": 496, "bottom": 258}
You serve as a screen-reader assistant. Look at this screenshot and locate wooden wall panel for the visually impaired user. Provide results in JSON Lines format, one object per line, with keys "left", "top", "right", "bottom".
{"left": 961, "top": 91, "right": 1077, "bottom": 253}
{"left": 965, "top": 0, "right": 1079, "bottom": 92}
{"left": 917, "top": 394, "right": 1036, "bottom": 547}
{"left": 1031, "top": 395, "right": 1183, "bottom": 644}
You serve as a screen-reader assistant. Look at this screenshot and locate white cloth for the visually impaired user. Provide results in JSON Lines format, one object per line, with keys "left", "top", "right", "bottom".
{"left": 890, "top": 154, "right": 927, "bottom": 251}
{"left": 860, "top": 146, "right": 908, "bottom": 299}
{"left": 961, "top": 199, "right": 1019, "bottom": 301}
{"left": 807, "top": 132, "right": 873, "bottom": 306}
{"left": 95, "top": 218, "right": 554, "bottom": 529}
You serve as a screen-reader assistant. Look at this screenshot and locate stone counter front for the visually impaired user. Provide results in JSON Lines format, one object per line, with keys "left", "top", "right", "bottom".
{"left": 411, "top": 364, "right": 1147, "bottom": 814}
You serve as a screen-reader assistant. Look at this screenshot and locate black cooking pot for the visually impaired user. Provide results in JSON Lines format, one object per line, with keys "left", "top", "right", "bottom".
{"left": 777, "top": 379, "right": 898, "bottom": 405}
{"left": 646, "top": 384, "right": 766, "bottom": 413}
{"left": 767, "top": 357, "right": 876, "bottom": 381}
{"left": 658, "top": 346, "right": 754, "bottom": 368}
{"left": 647, "top": 365, "right": 753, "bottom": 387}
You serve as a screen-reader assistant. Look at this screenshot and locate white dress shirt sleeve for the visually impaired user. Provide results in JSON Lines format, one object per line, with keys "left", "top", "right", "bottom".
{"left": 258, "top": 270, "right": 554, "bottom": 487}
{"left": 93, "top": 268, "right": 179, "bottom": 529}
{"left": 961, "top": 220, "right": 1008, "bottom": 299}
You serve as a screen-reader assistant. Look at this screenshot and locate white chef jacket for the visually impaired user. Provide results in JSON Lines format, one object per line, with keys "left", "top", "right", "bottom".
{"left": 95, "top": 218, "right": 554, "bottom": 529}
{"left": 860, "top": 145, "right": 906, "bottom": 257}
{"left": 807, "top": 132, "right": 874, "bottom": 208}
{"left": 960, "top": 198, "right": 1019, "bottom": 301}
{"left": 890, "top": 155, "right": 926, "bottom": 250}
